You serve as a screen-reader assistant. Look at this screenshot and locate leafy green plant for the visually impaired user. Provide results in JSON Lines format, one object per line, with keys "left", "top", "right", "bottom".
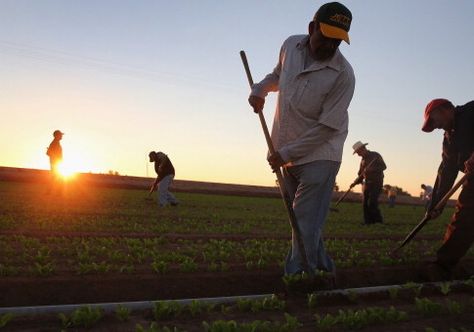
{"left": 236, "top": 295, "right": 285, "bottom": 313}
{"left": 315, "top": 306, "right": 407, "bottom": 330}
{"left": 314, "top": 313, "right": 338, "bottom": 330}
{"left": 282, "top": 272, "right": 310, "bottom": 290}
{"left": 439, "top": 282, "right": 452, "bottom": 295}
{"left": 58, "top": 313, "right": 72, "bottom": 329}
{"left": 464, "top": 276, "right": 474, "bottom": 289}
{"left": 219, "top": 304, "right": 233, "bottom": 314}
{"left": 415, "top": 297, "right": 442, "bottom": 317}
{"left": 207, "top": 262, "right": 219, "bottom": 272}
{"left": 0, "top": 313, "right": 13, "bottom": 328}
{"left": 119, "top": 264, "right": 135, "bottom": 273}
{"left": 151, "top": 260, "right": 168, "bottom": 274}
{"left": 185, "top": 299, "right": 214, "bottom": 317}
{"left": 65, "top": 306, "right": 103, "bottom": 328}
{"left": 307, "top": 293, "right": 319, "bottom": 308}
{"left": 153, "top": 301, "right": 182, "bottom": 320}
{"left": 346, "top": 289, "right": 358, "bottom": 303}
{"left": 115, "top": 304, "right": 131, "bottom": 321}
{"left": 34, "top": 262, "right": 55, "bottom": 276}
{"left": 202, "top": 313, "right": 300, "bottom": 332}
{"left": 136, "top": 322, "right": 185, "bottom": 332}
{"left": 179, "top": 257, "right": 197, "bottom": 272}
{"left": 445, "top": 299, "right": 463, "bottom": 315}
{"left": 403, "top": 281, "right": 423, "bottom": 297}
{"left": 280, "top": 313, "right": 302, "bottom": 331}
{"left": 388, "top": 287, "right": 399, "bottom": 300}
{"left": 0, "top": 264, "right": 19, "bottom": 277}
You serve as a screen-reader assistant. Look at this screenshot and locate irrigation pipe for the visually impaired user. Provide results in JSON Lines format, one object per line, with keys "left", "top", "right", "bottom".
{"left": 0, "top": 280, "right": 467, "bottom": 316}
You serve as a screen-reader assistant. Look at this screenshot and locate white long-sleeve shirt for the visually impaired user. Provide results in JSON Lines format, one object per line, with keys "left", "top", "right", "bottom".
{"left": 251, "top": 35, "right": 355, "bottom": 166}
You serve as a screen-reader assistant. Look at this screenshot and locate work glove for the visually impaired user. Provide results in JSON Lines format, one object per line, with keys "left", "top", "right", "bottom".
{"left": 464, "top": 152, "right": 474, "bottom": 174}
{"left": 248, "top": 95, "right": 265, "bottom": 113}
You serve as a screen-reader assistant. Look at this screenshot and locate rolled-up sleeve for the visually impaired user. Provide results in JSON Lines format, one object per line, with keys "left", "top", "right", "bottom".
{"left": 250, "top": 43, "right": 285, "bottom": 98}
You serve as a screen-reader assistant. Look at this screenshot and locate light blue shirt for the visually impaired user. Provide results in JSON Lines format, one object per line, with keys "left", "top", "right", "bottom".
{"left": 251, "top": 35, "right": 355, "bottom": 166}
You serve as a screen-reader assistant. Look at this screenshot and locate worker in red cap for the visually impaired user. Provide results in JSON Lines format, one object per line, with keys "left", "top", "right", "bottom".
{"left": 422, "top": 98, "right": 474, "bottom": 277}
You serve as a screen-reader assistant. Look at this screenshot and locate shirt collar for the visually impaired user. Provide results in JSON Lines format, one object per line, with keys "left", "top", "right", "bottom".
{"left": 296, "top": 35, "right": 343, "bottom": 72}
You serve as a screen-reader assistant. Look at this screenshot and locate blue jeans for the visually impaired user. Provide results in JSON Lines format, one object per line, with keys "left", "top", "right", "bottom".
{"left": 282, "top": 160, "right": 340, "bottom": 275}
{"left": 158, "top": 174, "right": 178, "bottom": 206}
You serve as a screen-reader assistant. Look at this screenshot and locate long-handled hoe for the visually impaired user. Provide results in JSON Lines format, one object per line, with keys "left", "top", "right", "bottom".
{"left": 392, "top": 173, "right": 469, "bottom": 255}
{"left": 240, "top": 50, "right": 312, "bottom": 277}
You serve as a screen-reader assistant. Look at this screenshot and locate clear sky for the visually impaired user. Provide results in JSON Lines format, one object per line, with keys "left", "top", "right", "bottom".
{"left": 1, "top": 1, "right": 473, "bottom": 196}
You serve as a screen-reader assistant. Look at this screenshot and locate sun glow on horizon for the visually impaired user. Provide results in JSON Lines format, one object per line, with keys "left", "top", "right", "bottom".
{"left": 56, "top": 161, "right": 77, "bottom": 180}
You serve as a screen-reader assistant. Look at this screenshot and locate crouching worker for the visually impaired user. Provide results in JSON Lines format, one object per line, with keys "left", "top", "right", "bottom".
{"left": 422, "top": 98, "right": 474, "bottom": 277}
{"left": 149, "top": 151, "right": 179, "bottom": 207}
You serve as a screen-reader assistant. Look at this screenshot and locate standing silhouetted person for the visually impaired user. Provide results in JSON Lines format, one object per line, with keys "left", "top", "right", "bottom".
{"left": 149, "top": 151, "right": 179, "bottom": 207}
{"left": 352, "top": 141, "right": 387, "bottom": 224}
{"left": 387, "top": 186, "right": 397, "bottom": 208}
{"left": 421, "top": 183, "right": 433, "bottom": 211}
{"left": 46, "top": 130, "right": 64, "bottom": 193}
{"left": 47, "top": 130, "right": 63, "bottom": 173}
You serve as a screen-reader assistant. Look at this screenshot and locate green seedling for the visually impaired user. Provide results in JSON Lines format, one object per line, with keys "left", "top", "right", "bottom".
{"left": 136, "top": 322, "right": 184, "bottom": 332}
{"left": 425, "top": 328, "right": 437, "bottom": 332}
{"left": 188, "top": 300, "right": 203, "bottom": 317}
{"left": 153, "top": 301, "right": 182, "bottom": 320}
{"left": 439, "top": 282, "right": 452, "bottom": 296}
{"left": 307, "top": 293, "right": 319, "bottom": 308}
{"left": 68, "top": 306, "right": 103, "bottom": 328}
{"left": 179, "top": 257, "right": 197, "bottom": 273}
{"left": 445, "top": 299, "right": 463, "bottom": 315}
{"left": 403, "top": 281, "right": 423, "bottom": 297}
{"left": 34, "top": 262, "right": 55, "bottom": 276}
{"left": 347, "top": 289, "right": 358, "bottom": 303}
{"left": 388, "top": 287, "right": 399, "bottom": 300}
{"left": 0, "top": 313, "right": 13, "bottom": 328}
{"left": 58, "top": 313, "right": 72, "bottom": 329}
{"left": 151, "top": 260, "right": 168, "bottom": 274}
{"left": 415, "top": 297, "right": 442, "bottom": 317}
{"left": 115, "top": 304, "right": 131, "bottom": 321}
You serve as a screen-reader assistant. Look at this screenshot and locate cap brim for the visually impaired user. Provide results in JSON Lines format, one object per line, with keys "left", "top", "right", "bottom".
{"left": 422, "top": 118, "right": 435, "bottom": 132}
{"left": 353, "top": 143, "right": 368, "bottom": 154}
{"left": 320, "top": 23, "right": 350, "bottom": 44}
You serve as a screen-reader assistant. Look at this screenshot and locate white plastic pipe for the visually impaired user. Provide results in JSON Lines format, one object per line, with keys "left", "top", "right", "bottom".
{"left": 0, "top": 280, "right": 465, "bottom": 316}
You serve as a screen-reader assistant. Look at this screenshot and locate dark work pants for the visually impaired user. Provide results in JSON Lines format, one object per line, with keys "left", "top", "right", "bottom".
{"left": 436, "top": 176, "right": 474, "bottom": 270}
{"left": 362, "top": 182, "right": 383, "bottom": 224}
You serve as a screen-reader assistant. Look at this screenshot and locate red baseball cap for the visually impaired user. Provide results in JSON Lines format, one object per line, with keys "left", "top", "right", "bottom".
{"left": 422, "top": 98, "right": 452, "bottom": 132}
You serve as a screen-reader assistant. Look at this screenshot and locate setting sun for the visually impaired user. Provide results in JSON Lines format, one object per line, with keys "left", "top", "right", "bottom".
{"left": 56, "top": 161, "right": 77, "bottom": 180}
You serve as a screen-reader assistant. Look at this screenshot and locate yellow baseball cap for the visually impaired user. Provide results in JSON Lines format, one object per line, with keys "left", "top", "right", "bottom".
{"left": 314, "top": 2, "right": 352, "bottom": 44}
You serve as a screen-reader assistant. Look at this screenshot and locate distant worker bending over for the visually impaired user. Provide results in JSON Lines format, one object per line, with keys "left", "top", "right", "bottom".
{"left": 149, "top": 151, "right": 179, "bottom": 207}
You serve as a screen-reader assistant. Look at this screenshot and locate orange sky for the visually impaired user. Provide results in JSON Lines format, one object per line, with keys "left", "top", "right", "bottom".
{"left": 1, "top": 1, "right": 472, "bottom": 198}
